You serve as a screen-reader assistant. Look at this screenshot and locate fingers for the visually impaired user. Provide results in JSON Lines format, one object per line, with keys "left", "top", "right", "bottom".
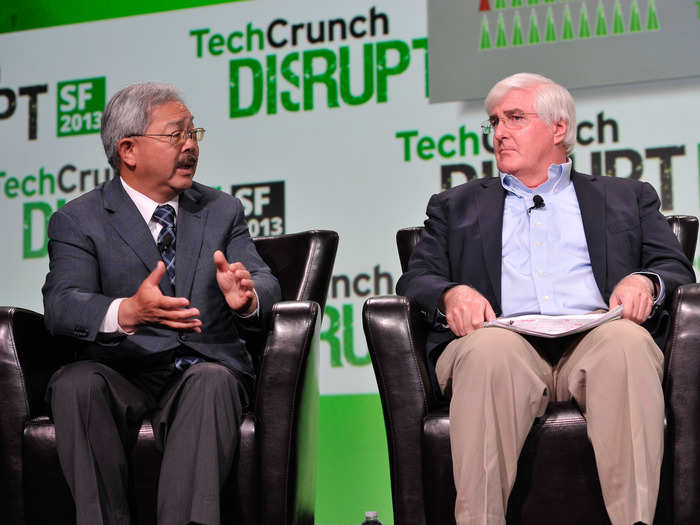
{"left": 610, "top": 275, "right": 654, "bottom": 324}
{"left": 150, "top": 306, "right": 202, "bottom": 332}
{"left": 445, "top": 311, "right": 465, "bottom": 337}
{"left": 213, "top": 250, "right": 229, "bottom": 272}
{"left": 609, "top": 294, "right": 622, "bottom": 309}
{"left": 145, "top": 261, "right": 166, "bottom": 286}
{"left": 159, "top": 295, "right": 192, "bottom": 309}
{"left": 228, "top": 262, "right": 251, "bottom": 280}
{"left": 442, "top": 285, "right": 493, "bottom": 337}
{"left": 214, "top": 257, "right": 253, "bottom": 288}
{"left": 159, "top": 318, "right": 202, "bottom": 332}
{"left": 627, "top": 294, "right": 652, "bottom": 323}
{"left": 485, "top": 303, "right": 497, "bottom": 323}
{"left": 156, "top": 306, "right": 201, "bottom": 320}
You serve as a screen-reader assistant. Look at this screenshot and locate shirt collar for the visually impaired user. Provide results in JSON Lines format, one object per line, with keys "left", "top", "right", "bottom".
{"left": 500, "top": 159, "right": 572, "bottom": 197}
{"left": 120, "top": 178, "right": 179, "bottom": 224}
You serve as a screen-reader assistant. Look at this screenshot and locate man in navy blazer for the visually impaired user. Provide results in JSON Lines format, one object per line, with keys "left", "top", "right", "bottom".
{"left": 397, "top": 73, "right": 694, "bottom": 525}
{"left": 42, "top": 83, "right": 281, "bottom": 525}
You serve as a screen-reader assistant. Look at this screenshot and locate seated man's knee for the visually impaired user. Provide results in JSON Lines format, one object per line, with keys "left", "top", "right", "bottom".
{"left": 592, "top": 319, "right": 659, "bottom": 358}
{"left": 450, "top": 328, "right": 527, "bottom": 373}
{"left": 183, "top": 362, "right": 240, "bottom": 393}
{"left": 49, "top": 361, "right": 110, "bottom": 399}
{"left": 583, "top": 320, "right": 663, "bottom": 382}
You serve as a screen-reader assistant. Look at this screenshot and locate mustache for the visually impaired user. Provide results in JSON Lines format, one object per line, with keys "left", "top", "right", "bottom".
{"left": 177, "top": 154, "right": 198, "bottom": 168}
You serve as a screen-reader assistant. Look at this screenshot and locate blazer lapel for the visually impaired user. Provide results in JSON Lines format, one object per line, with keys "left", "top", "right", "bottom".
{"left": 175, "top": 186, "right": 207, "bottom": 299}
{"left": 572, "top": 171, "right": 607, "bottom": 295}
{"left": 477, "top": 179, "right": 506, "bottom": 311}
{"left": 102, "top": 178, "right": 174, "bottom": 295}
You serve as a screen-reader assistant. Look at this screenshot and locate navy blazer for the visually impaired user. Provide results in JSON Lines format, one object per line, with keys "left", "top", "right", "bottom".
{"left": 42, "top": 177, "right": 281, "bottom": 379}
{"left": 397, "top": 171, "right": 695, "bottom": 361}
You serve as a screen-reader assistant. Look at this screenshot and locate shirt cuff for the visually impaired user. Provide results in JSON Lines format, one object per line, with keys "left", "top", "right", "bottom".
{"left": 236, "top": 289, "right": 260, "bottom": 319}
{"left": 99, "top": 298, "right": 134, "bottom": 335}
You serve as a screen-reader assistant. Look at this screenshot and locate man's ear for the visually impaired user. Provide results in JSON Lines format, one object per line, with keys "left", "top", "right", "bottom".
{"left": 552, "top": 119, "right": 568, "bottom": 146}
{"left": 117, "top": 137, "right": 137, "bottom": 171}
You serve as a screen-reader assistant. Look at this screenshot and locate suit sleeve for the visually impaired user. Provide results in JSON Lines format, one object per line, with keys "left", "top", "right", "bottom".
{"left": 396, "top": 193, "right": 463, "bottom": 325}
{"left": 637, "top": 181, "right": 695, "bottom": 311}
{"left": 225, "top": 200, "right": 281, "bottom": 331}
{"left": 42, "top": 209, "right": 114, "bottom": 341}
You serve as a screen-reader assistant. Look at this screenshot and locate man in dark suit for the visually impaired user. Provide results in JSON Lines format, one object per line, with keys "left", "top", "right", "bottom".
{"left": 42, "top": 83, "right": 281, "bottom": 525}
{"left": 397, "top": 73, "right": 694, "bottom": 525}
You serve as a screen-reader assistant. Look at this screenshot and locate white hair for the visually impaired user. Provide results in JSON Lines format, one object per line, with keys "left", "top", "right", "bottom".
{"left": 100, "top": 83, "right": 183, "bottom": 172}
{"left": 484, "top": 72, "right": 576, "bottom": 154}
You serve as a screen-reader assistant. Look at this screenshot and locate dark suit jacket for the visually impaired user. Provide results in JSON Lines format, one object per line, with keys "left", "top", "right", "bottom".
{"left": 396, "top": 171, "right": 695, "bottom": 361}
{"left": 42, "top": 177, "right": 281, "bottom": 379}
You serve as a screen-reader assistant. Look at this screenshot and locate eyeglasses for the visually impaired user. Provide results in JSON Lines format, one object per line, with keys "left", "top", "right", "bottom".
{"left": 480, "top": 113, "right": 538, "bottom": 135}
{"left": 129, "top": 128, "right": 206, "bottom": 145}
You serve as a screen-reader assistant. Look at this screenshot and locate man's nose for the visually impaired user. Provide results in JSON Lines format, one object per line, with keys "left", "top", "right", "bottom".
{"left": 182, "top": 133, "right": 198, "bottom": 151}
{"left": 493, "top": 120, "right": 509, "bottom": 141}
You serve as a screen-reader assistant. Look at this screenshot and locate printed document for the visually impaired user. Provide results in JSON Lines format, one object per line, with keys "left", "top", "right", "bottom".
{"left": 484, "top": 305, "right": 624, "bottom": 338}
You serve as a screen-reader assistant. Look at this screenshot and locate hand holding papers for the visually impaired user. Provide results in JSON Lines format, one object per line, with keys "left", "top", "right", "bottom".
{"left": 483, "top": 305, "right": 624, "bottom": 338}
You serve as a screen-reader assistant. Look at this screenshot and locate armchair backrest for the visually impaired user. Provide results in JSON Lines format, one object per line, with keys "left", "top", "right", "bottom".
{"left": 397, "top": 215, "right": 698, "bottom": 273}
{"left": 253, "top": 230, "right": 338, "bottom": 312}
{"left": 666, "top": 215, "right": 698, "bottom": 263}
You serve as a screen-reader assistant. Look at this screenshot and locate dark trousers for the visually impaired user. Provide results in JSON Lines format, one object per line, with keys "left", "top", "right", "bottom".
{"left": 46, "top": 354, "right": 248, "bottom": 525}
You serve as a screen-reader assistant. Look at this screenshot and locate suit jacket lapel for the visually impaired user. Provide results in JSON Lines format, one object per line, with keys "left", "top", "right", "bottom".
{"left": 102, "top": 178, "right": 174, "bottom": 295}
{"left": 477, "top": 179, "right": 506, "bottom": 312}
{"left": 572, "top": 171, "right": 607, "bottom": 295}
{"left": 176, "top": 186, "right": 207, "bottom": 299}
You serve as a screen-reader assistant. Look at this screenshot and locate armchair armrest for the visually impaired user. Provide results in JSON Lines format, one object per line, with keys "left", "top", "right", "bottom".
{"left": 255, "top": 300, "right": 321, "bottom": 525}
{"left": 0, "top": 306, "right": 77, "bottom": 523}
{"left": 362, "top": 295, "right": 434, "bottom": 525}
{"left": 664, "top": 283, "right": 700, "bottom": 525}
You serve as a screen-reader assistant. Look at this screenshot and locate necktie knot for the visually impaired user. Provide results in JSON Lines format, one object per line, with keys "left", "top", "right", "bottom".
{"left": 152, "top": 204, "right": 176, "bottom": 229}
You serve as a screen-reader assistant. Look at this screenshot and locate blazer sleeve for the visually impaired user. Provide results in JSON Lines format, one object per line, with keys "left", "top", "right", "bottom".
{"left": 396, "top": 192, "right": 464, "bottom": 325}
{"left": 41, "top": 208, "right": 114, "bottom": 341}
{"left": 636, "top": 181, "right": 696, "bottom": 310}
{"left": 225, "top": 200, "right": 281, "bottom": 331}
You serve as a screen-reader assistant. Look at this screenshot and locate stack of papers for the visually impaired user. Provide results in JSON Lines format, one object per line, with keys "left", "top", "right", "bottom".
{"left": 484, "top": 305, "right": 624, "bottom": 338}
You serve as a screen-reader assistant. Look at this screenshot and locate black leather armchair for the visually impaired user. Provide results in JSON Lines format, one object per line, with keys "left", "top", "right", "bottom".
{"left": 0, "top": 229, "right": 338, "bottom": 525}
{"left": 363, "top": 216, "right": 699, "bottom": 525}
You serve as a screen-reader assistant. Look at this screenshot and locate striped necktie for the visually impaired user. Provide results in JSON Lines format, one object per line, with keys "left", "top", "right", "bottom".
{"left": 152, "top": 204, "right": 176, "bottom": 288}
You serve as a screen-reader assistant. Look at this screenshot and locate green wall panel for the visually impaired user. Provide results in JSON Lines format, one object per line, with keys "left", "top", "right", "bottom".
{"left": 317, "top": 393, "right": 393, "bottom": 525}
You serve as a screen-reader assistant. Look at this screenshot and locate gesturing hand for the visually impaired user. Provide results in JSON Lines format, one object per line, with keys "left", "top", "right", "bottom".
{"left": 213, "top": 250, "right": 257, "bottom": 315}
{"left": 609, "top": 274, "right": 655, "bottom": 324}
{"left": 442, "top": 285, "right": 496, "bottom": 337}
{"left": 118, "top": 261, "right": 202, "bottom": 333}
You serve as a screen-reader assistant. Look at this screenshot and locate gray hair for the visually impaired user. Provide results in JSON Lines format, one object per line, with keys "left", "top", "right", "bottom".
{"left": 100, "top": 83, "right": 183, "bottom": 172}
{"left": 484, "top": 72, "right": 577, "bottom": 154}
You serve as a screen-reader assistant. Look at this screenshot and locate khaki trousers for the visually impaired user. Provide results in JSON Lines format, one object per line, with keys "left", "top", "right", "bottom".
{"left": 435, "top": 320, "right": 664, "bottom": 525}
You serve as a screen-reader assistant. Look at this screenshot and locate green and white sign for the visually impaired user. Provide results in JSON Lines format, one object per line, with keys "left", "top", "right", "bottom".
{"left": 2, "top": 1, "right": 700, "bottom": 523}
{"left": 56, "top": 77, "right": 105, "bottom": 137}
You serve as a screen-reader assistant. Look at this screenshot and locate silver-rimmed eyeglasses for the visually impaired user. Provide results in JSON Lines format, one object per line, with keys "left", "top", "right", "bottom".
{"left": 129, "top": 128, "right": 205, "bottom": 145}
{"left": 480, "top": 112, "right": 538, "bottom": 135}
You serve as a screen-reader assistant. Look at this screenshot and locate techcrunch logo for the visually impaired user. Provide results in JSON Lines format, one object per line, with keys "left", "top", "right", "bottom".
{"left": 395, "top": 112, "right": 687, "bottom": 211}
{"left": 190, "top": 7, "right": 390, "bottom": 56}
{"left": 1, "top": 165, "right": 280, "bottom": 259}
{"left": 478, "top": 0, "right": 660, "bottom": 51}
{"left": 0, "top": 163, "right": 116, "bottom": 258}
{"left": 187, "top": 7, "right": 429, "bottom": 118}
{"left": 322, "top": 265, "right": 395, "bottom": 368}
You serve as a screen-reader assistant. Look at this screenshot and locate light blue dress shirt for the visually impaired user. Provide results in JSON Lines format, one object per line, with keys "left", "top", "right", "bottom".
{"left": 500, "top": 160, "right": 609, "bottom": 316}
